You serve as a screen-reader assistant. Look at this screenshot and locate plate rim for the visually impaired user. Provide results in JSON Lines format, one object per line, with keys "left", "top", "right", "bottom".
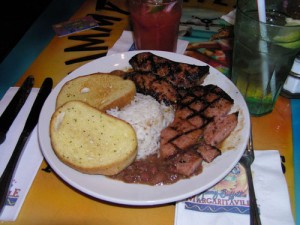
{"left": 38, "top": 50, "right": 250, "bottom": 206}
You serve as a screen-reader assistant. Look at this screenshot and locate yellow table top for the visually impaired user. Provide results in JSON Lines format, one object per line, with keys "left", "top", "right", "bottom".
{"left": 7, "top": 0, "right": 294, "bottom": 224}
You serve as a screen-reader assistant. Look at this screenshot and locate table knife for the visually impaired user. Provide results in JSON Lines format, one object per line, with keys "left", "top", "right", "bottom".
{"left": 0, "top": 77, "right": 53, "bottom": 214}
{"left": 0, "top": 76, "right": 34, "bottom": 144}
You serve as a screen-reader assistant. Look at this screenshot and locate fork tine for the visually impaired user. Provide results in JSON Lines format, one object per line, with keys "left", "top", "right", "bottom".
{"left": 247, "top": 126, "right": 254, "bottom": 155}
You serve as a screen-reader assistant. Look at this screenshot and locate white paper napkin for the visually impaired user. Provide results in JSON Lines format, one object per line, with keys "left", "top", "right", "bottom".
{"left": 175, "top": 150, "right": 295, "bottom": 225}
{"left": 107, "top": 30, "right": 189, "bottom": 56}
{"left": 0, "top": 87, "right": 43, "bottom": 221}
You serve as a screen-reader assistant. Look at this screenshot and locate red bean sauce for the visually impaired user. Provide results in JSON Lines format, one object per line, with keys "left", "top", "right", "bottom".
{"left": 109, "top": 153, "right": 202, "bottom": 186}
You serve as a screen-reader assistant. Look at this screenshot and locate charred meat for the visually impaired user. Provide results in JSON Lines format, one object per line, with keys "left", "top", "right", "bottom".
{"left": 124, "top": 71, "right": 178, "bottom": 106}
{"left": 159, "top": 85, "right": 237, "bottom": 164}
{"left": 203, "top": 112, "right": 239, "bottom": 146}
{"left": 111, "top": 53, "right": 239, "bottom": 185}
{"left": 128, "top": 52, "right": 210, "bottom": 88}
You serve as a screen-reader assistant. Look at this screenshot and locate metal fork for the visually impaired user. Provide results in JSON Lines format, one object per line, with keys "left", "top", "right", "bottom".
{"left": 239, "top": 128, "right": 262, "bottom": 225}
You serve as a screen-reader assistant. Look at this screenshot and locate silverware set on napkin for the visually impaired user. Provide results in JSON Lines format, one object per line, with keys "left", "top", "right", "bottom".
{"left": 0, "top": 76, "right": 34, "bottom": 144}
{"left": 0, "top": 75, "right": 263, "bottom": 224}
{"left": 0, "top": 76, "right": 53, "bottom": 213}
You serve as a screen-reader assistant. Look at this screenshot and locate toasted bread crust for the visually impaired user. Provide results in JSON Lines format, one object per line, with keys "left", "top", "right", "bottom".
{"left": 56, "top": 73, "right": 136, "bottom": 111}
{"left": 50, "top": 101, "right": 138, "bottom": 175}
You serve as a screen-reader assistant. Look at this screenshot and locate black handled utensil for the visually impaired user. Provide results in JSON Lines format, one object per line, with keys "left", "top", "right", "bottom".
{"left": 0, "top": 76, "right": 34, "bottom": 144}
{"left": 0, "top": 77, "right": 53, "bottom": 214}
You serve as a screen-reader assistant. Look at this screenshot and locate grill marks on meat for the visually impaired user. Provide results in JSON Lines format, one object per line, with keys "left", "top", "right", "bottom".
{"left": 203, "top": 112, "right": 239, "bottom": 146}
{"left": 127, "top": 52, "right": 210, "bottom": 90}
{"left": 195, "top": 144, "right": 221, "bottom": 163}
{"left": 125, "top": 72, "right": 178, "bottom": 106}
{"left": 172, "top": 129, "right": 203, "bottom": 151}
{"left": 112, "top": 53, "right": 239, "bottom": 185}
{"left": 159, "top": 85, "right": 238, "bottom": 177}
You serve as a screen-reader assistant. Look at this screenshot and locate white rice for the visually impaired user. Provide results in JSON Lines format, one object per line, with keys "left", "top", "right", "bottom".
{"left": 107, "top": 93, "right": 175, "bottom": 160}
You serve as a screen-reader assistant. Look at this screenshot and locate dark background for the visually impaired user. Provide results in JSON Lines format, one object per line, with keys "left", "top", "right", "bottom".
{"left": 0, "top": 0, "right": 53, "bottom": 62}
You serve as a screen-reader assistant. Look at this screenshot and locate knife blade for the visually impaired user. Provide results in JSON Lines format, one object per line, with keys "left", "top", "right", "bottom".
{"left": 0, "top": 77, "right": 53, "bottom": 214}
{"left": 0, "top": 76, "right": 34, "bottom": 144}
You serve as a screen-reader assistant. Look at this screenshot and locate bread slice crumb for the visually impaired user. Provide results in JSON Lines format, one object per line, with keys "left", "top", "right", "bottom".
{"left": 50, "top": 100, "right": 138, "bottom": 175}
{"left": 56, "top": 73, "right": 136, "bottom": 111}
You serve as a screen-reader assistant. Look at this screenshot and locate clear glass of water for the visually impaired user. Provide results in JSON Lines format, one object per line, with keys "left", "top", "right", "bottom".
{"left": 231, "top": 0, "right": 300, "bottom": 116}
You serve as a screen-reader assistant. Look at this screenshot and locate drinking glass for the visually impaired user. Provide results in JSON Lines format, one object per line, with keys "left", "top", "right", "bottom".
{"left": 129, "top": 0, "right": 182, "bottom": 52}
{"left": 231, "top": 0, "right": 300, "bottom": 116}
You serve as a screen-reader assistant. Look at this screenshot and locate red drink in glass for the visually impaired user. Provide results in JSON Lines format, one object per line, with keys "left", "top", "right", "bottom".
{"left": 129, "top": 0, "right": 182, "bottom": 52}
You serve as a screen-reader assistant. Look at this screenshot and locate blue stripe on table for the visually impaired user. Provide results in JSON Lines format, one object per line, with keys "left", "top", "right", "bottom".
{"left": 292, "top": 99, "right": 300, "bottom": 224}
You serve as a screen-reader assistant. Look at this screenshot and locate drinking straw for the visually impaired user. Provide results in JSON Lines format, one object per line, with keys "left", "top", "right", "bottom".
{"left": 256, "top": 0, "right": 275, "bottom": 96}
{"left": 257, "top": 0, "right": 266, "bottom": 23}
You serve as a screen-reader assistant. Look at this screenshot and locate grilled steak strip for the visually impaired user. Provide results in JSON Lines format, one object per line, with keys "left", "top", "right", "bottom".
{"left": 124, "top": 71, "right": 178, "bottom": 106}
{"left": 171, "top": 129, "right": 203, "bottom": 150}
{"left": 177, "top": 85, "right": 234, "bottom": 112}
{"left": 194, "top": 143, "right": 221, "bottom": 163}
{"left": 170, "top": 151, "right": 203, "bottom": 176}
{"left": 128, "top": 52, "right": 210, "bottom": 88}
{"left": 203, "top": 112, "right": 239, "bottom": 146}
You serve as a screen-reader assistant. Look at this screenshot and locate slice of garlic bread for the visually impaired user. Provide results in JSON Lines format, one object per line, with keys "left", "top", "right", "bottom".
{"left": 56, "top": 73, "right": 136, "bottom": 111}
{"left": 50, "top": 100, "right": 138, "bottom": 175}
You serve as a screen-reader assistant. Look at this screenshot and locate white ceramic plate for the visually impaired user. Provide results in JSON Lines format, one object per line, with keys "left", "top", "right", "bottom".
{"left": 38, "top": 50, "right": 250, "bottom": 206}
